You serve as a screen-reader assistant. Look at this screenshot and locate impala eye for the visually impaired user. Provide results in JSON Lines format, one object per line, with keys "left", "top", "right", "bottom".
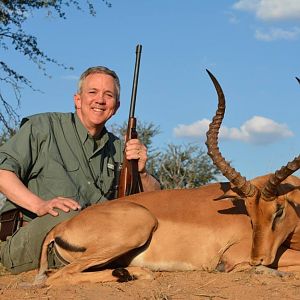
{"left": 276, "top": 207, "right": 284, "bottom": 218}
{"left": 272, "top": 206, "right": 284, "bottom": 230}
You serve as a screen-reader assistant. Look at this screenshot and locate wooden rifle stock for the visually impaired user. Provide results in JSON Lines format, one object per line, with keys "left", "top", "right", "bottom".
{"left": 117, "top": 44, "right": 144, "bottom": 198}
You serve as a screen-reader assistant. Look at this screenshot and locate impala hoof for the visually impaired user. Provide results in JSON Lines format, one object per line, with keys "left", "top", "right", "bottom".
{"left": 112, "top": 268, "right": 135, "bottom": 282}
{"left": 33, "top": 273, "right": 48, "bottom": 286}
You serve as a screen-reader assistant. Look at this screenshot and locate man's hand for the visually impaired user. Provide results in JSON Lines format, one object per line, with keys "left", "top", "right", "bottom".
{"left": 35, "top": 197, "right": 81, "bottom": 217}
{"left": 125, "top": 139, "right": 147, "bottom": 173}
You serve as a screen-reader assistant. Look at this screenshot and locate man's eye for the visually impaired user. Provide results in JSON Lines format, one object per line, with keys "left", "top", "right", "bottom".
{"left": 105, "top": 94, "right": 115, "bottom": 100}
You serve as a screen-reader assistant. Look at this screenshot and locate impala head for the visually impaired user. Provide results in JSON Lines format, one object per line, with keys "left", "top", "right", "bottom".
{"left": 205, "top": 70, "right": 300, "bottom": 267}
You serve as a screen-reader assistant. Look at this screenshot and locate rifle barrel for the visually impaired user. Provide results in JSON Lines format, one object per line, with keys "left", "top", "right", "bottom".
{"left": 129, "top": 44, "right": 142, "bottom": 118}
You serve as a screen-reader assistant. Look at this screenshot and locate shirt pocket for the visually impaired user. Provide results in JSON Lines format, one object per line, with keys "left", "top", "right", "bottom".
{"left": 101, "top": 160, "right": 122, "bottom": 199}
{"left": 38, "top": 158, "right": 80, "bottom": 199}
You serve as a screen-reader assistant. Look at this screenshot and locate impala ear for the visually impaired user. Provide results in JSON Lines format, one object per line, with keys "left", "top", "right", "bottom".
{"left": 285, "top": 189, "right": 300, "bottom": 205}
{"left": 215, "top": 189, "right": 239, "bottom": 200}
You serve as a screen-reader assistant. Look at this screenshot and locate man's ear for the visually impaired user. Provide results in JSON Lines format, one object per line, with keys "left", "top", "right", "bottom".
{"left": 113, "top": 100, "right": 120, "bottom": 115}
{"left": 74, "top": 94, "right": 81, "bottom": 109}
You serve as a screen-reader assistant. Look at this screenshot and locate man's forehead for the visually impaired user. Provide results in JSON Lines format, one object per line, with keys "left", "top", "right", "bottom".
{"left": 83, "top": 73, "right": 115, "bottom": 88}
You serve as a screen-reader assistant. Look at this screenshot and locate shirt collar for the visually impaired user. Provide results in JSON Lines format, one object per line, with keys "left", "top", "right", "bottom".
{"left": 74, "top": 113, "right": 109, "bottom": 151}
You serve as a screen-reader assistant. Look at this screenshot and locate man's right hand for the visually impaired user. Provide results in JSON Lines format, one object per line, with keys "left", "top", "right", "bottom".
{"left": 0, "top": 170, "right": 81, "bottom": 217}
{"left": 35, "top": 197, "right": 81, "bottom": 217}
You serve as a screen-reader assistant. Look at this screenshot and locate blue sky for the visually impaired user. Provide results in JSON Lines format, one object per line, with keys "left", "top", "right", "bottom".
{"left": 3, "top": 0, "right": 300, "bottom": 180}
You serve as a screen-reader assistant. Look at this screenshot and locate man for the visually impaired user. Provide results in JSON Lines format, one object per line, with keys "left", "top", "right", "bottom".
{"left": 0, "top": 66, "right": 161, "bottom": 274}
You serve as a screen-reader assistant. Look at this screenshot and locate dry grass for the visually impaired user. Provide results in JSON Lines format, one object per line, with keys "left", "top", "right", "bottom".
{"left": 0, "top": 263, "right": 9, "bottom": 276}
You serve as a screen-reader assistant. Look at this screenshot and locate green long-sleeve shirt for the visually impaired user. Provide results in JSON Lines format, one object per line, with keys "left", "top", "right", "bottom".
{"left": 0, "top": 112, "right": 123, "bottom": 221}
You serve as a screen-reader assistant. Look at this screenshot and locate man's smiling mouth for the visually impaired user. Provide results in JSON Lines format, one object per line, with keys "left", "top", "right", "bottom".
{"left": 92, "top": 107, "right": 105, "bottom": 112}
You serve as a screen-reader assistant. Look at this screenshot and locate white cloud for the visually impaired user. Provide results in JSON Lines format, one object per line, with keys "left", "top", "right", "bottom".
{"left": 173, "top": 116, "right": 293, "bottom": 145}
{"left": 255, "top": 27, "right": 300, "bottom": 41}
{"left": 233, "top": 0, "right": 300, "bottom": 21}
{"left": 174, "top": 119, "right": 211, "bottom": 138}
{"left": 233, "top": 0, "right": 260, "bottom": 12}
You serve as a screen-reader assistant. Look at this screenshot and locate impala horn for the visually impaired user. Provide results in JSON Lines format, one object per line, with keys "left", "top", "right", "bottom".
{"left": 205, "top": 70, "right": 258, "bottom": 197}
{"left": 261, "top": 156, "right": 300, "bottom": 200}
{"left": 261, "top": 77, "right": 300, "bottom": 200}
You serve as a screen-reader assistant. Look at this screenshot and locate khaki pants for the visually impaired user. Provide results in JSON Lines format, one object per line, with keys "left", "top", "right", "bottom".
{"left": 0, "top": 210, "right": 79, "bottom": 274}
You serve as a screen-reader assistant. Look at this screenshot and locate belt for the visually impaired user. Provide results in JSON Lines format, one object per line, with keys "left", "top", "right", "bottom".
{"left": 0, "top": 209, "right": 24, "bottom": 241}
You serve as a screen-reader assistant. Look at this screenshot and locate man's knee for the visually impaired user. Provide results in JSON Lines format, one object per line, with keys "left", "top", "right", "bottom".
{"left": 0, "top": 209, "right": 80, "bottom": 274}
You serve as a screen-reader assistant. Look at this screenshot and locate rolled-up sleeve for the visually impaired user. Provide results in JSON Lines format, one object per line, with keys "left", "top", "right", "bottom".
{"left": 0, "top": 154, "right": 21, "bottom": 175}
{"left": 0, "top": 119, "right": 41, "bottom": 180}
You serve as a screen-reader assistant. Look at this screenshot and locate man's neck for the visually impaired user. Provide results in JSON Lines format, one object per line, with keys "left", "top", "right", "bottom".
{"left": 75, "top": 112, "right": 104, "bottom": 137}
{"left": 89, "top": 127, "right": 104, "bottom": 138}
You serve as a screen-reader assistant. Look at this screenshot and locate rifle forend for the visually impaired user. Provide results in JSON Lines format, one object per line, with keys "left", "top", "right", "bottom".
{"left": 117, "top": 45, "right": 144, "bottom": 198}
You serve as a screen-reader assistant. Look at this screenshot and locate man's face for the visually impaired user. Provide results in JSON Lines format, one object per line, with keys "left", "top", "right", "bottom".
{"left": 74, "top": 73, "right": 120, "bottom": 136}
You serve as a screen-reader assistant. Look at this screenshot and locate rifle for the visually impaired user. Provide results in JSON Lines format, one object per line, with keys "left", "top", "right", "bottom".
{"left": 117, "top": 44, "right": 144, "bottom": 198}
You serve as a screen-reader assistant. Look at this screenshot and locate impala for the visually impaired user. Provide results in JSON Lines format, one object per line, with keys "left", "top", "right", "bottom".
{"left": 35, "top": 71, "right": 300, "bottom": 285}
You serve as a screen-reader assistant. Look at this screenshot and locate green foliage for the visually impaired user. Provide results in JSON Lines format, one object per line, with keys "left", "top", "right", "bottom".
{"left": 110, "top": 120, "right": 161, "bottom": 177}
{"left": 110, "top": 120, "right": 160, "bottom": 149}
{"left": 0, "top": 0, "right": 111, "bottom": 131}
{"left": 154, "top": 143, "right": 221, "bottom": 189}
{"left": 110, "top": 121, "right": 221, "bottom": 189}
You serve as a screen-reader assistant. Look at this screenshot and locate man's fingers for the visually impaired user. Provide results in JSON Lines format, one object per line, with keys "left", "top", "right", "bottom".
{"left": 125, "top": 140, "right": 147, "bottom": 160}
{"left": 39, "top": 198, "right": 81, "bottom": 217}
{"left": 54, "top": 203, "right": 71, "bottom": 213}
{"left": 48, "top": 208, "right": 59, "bottom": 217}
{"left": 57, "top": 197, "right": 81, "bottom": 210}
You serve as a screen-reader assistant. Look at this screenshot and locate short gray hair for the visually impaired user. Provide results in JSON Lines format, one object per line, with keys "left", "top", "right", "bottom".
{"left": 77, "top": 66, "right": 120, "bottom": 101}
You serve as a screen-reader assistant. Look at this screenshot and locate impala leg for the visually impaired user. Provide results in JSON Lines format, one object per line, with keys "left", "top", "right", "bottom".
{"left": 47, "top": 266, "right": 154, "bottom": 285}
{"left": 45, "top": 240, "right": 154, "bottom": 285}
{"left": 45, "top": 255, "right": 112, "bottom": 285}
{"left": 34, "top": 231, "right": 56, "bottom": 285}
{"left": 43, "top": 207, "right": 157, "bottom": 284}
{"left": 216, "top": 239, "right": 252, "bottom": 272}
{"left": 274, "top": 246, "right": 300, "bottom": 272}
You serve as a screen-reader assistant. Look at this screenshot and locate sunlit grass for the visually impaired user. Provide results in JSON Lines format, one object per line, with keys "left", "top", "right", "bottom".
{"left": 0, "top": 263, "right": 9, "bottom": 276}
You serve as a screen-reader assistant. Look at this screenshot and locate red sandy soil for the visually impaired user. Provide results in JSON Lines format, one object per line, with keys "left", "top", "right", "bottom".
{"left": 1, "top": 266, "right": 300, "bottom": 300}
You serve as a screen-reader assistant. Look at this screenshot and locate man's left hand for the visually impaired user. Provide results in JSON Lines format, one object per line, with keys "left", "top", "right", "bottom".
{"left": 125, "top": 139, "right": 147, "bottom": 173}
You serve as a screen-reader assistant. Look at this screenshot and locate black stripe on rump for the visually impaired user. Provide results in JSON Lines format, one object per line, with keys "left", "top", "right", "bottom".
{"left": 54, "top": 236, "right": 86, "bottom": 252}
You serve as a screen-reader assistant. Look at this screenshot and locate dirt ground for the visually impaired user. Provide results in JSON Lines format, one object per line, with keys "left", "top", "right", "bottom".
{"left": 1, "top": 265, "right": 300, "bottom": 300}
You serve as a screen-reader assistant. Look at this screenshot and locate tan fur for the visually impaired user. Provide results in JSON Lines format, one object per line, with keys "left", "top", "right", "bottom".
{"left": 36, "top": 70, "right": 300, "bottom": 285}
{"left": 35, "top": 175, "right": 300, "bottom": 286}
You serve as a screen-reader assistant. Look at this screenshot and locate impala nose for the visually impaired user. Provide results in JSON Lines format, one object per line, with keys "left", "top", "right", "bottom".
{"left": 250, "top": 257, "right": 264, "bottom": 266}
{"left": 251, "top": 255, "right": 273, "bottom": 266}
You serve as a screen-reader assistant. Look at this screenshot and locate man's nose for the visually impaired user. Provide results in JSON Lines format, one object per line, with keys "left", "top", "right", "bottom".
{"left": 96, "top": 94, "right": 106, "bottom": 103}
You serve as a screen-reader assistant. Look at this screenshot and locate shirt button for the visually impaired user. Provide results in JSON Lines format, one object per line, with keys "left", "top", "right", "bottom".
{"left": 87, "top": 181, "right": 91, "bottom": 185}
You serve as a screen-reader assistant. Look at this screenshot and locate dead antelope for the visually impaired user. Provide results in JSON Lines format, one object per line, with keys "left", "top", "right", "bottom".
{"left": 35, "top": 71, "right": 300, "bottom": 286}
